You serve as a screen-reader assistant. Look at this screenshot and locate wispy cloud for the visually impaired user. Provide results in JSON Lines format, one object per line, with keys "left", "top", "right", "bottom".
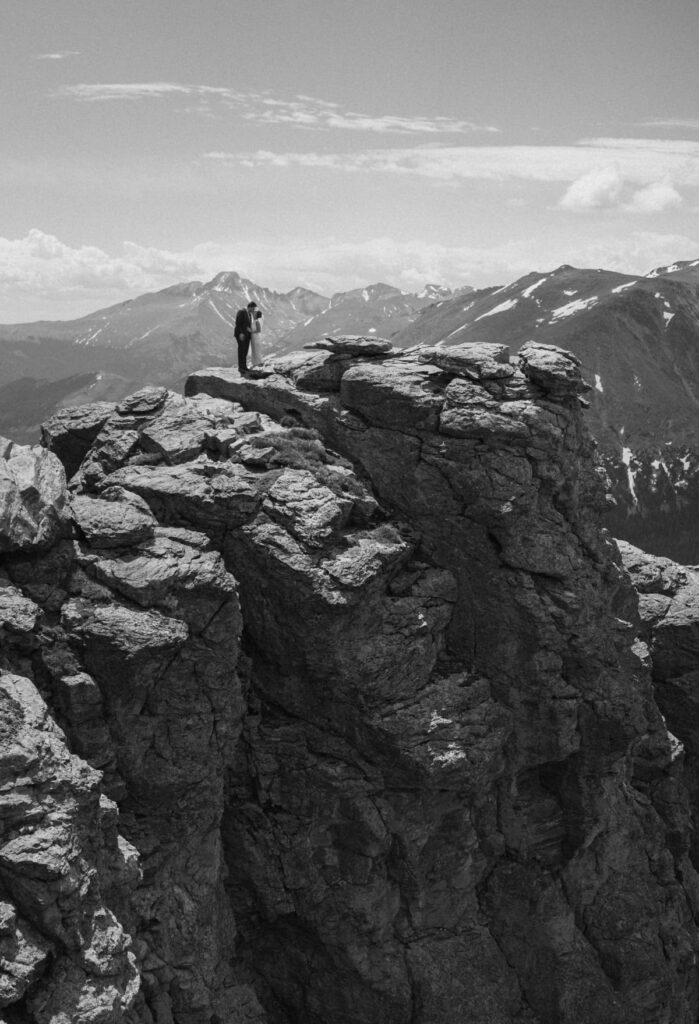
{"left": 206, "top": 138, "right": 699, "bottom": 214}
{"left": 207, "top": 138, "right": 699, "bottom": 184}
{"left": 35, "top": 51, "right": 80, "bottom": 60}
{"left": 60, "top": 82, "right": 207, "bottom": 101}
{"left": 246, "top": 96, "right": 496, "bottom": 134}
{"left": 635, "top": 119, "right": 699, "bottom": 132}
{"left": 57, "top": 82, "right": 498, "bottom": 134}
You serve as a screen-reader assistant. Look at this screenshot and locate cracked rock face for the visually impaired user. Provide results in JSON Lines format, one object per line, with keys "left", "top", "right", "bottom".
{"left": 3, "top": 342, "right": 699, "bottom": 1023}
{"left": 0, "top": 439, "right": 69, "bottom": 553}
{"left": 618, "top": 540, "right": 699, "bottom": 873}
{"left": 0, "top": 671, "right": 139, "bottom": 1022}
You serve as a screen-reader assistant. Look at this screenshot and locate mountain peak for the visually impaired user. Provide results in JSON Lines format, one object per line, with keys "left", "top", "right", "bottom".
{"left": 207, "top": 271, "right": 245, "bottom": 292}
{"left": 417, "top": 283, "right": 453, "bottom": 300}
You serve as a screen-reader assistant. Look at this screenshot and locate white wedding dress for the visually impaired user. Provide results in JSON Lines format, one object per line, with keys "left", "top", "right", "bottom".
{"left": 249, "top": 319, "right": 262, "bottom": 366}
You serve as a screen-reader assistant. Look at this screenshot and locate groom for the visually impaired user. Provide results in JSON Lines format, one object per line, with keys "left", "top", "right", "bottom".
{"left": 234, "top": 301, "right": 258, "bottom": 375}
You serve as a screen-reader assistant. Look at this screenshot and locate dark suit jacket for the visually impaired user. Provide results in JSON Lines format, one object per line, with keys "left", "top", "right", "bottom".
{"left": 234, "top": 308, "right": 252, "bottom": 341}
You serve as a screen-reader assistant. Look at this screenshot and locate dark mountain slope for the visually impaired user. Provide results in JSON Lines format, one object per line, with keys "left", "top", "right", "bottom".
{"left": 393, "top": 263, "right": 699, "bottom": 561}
{"left": 0, "top": 372, "right": 138, "bottom": 444}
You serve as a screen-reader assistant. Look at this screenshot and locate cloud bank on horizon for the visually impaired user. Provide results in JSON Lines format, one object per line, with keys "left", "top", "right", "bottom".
{"left": 2, "top": 227, "right": 699, "bottom": 324}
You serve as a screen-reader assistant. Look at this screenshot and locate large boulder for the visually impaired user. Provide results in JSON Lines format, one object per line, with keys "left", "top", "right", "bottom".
{"left": 418, "top": 340, "right": 513, "bottom": 380}
{"left": 0, "top": 439, "right": 68, "bottom": 553}
{"left": 41, "top": 402, "right": 115, "bottom": 479}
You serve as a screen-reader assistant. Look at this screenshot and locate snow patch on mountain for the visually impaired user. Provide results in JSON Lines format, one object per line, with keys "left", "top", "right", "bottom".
{"left": 135, "top": 325, "right": 161, "bottom": 342}
{"left": 550, "top": 296, "right": 598, "bottom": 321}
{"left": 612, "top": 281, "right": 637, "bottom": 294}
{"left": 446, "top": 323, "right": 469, "bottom": 339}
{"left": 475, "top": 298, "right": 518, "bottom": 321}
{"left": 418, "top": 284, "right": 453, "bottom": 300}
{"left": 621, "top": 446, "right": 639, "bottom": 504}
{"left": 594, "top": 374, "right": 603, "bottom": 393}
{"left": 521, "top": 278, "right": 547, "bottom": 299}
{"left": 209, "top": 301, "right": 235, "bottom": 329}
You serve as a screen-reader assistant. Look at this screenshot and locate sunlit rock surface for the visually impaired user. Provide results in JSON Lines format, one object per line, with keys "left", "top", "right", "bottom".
{"left": 2, "top": 347, "right": 699, "bottom": 1022}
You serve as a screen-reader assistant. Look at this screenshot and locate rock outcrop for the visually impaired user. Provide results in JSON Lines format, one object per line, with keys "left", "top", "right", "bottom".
{"left": 3, "top": 343, "right": 699, "bottom": 1022}
{"left": 618, "top": 540, "right": 699, "bottom": 872}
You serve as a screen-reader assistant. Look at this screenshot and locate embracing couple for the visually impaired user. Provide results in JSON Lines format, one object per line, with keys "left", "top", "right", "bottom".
{"left": 234, "top": 301, "right": 263, "bottom": 375}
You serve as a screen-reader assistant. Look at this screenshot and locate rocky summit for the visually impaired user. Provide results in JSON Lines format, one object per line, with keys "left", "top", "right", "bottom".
{"left": 3, "top": 341, "right": 699, "bottom": 1022}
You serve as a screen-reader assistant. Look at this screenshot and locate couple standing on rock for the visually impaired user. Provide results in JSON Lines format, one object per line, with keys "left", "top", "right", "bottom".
{"left": 234, "top": 301, "right": 263, "bottom": 375}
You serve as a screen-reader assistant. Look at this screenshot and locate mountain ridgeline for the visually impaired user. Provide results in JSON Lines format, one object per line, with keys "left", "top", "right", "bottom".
{"left": 390, "top": 259, "right": 699, "bottom": 562}
{"left": 3, "top": 259, "right": 699, "bottom": 558}
{"left": 0, "top": 275, "right": 464, "bottom": 443}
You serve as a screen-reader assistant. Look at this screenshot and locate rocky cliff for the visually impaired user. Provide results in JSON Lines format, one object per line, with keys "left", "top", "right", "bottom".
{"left": 391, "top": 262, "right": 699, "bottom": 564}
{"left": 3, "top": 339, "right": 699, "bottom": 1023}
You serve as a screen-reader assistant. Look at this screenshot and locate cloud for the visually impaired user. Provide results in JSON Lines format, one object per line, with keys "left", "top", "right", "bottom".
{"left": 624, "top": 180, "right": 682, "bottom": 213}
{"left": 35, "top": 51, "right": 80, "bottom": 60}
{"left": 558, "top": 167, "right": 624, "bottom": 209}
{"left": 3, "top": 228, "right": 699, "bottom": 323}
{"left": 57, "top": 83, "right": 498, "bottom": 134}
{"left": 206, "top": 138, "right": 699, "bottom": 191}
{"left": 0, "top": 230, "right": 203, "bottom": 321}
{"left": 635, "top": 119, "right": 699, "bottom": 132}
{"left": 60, "top": 82, "right": 201, "bottom": 101}
{"left": 559, "top": 165, "right": 684, "bottom": 214}
{"left": 580, "top": 136, "right": 699, "bottom": 156}
{"left": 245, "top": 98, "right": 497, "bottom": 135}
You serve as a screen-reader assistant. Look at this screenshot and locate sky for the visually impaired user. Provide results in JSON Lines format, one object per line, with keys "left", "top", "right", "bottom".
{"left": 2, "top": 0, "right": 699, "bottom": 321}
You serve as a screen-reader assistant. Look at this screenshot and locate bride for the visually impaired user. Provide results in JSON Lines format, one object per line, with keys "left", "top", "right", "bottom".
{"left": 249, "top": 310, "right": 263, "bottom": 367}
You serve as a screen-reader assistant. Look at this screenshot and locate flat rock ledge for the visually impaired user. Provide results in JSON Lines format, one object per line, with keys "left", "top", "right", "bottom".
{"left": 306, "top": 334, "right": 396, "bottom": 356}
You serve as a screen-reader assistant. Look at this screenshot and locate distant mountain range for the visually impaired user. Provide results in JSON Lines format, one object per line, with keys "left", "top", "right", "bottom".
{"left": 4, "top": 258, "right": 699, "bottom": 560}
{"left": 391, "top": 258, "right": 699, "bottom": 561}
{"left": 274, "top": 281, "right": 469, "bottom": 354}
{"left": 0, "top": 273, "right": 465, "bottom": 442}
